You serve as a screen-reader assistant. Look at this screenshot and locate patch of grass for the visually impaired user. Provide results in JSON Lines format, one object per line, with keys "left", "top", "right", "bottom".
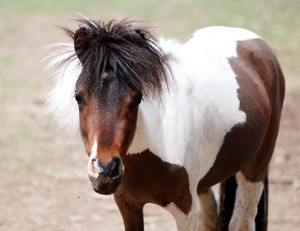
{"left": 25, "top": 160, "right": 38, "bottom": 170}
{"left": 0, "top": 54, "right": 13, "bottom": 66}
{"left": 2, "top": 0, "right": 299, "bottom": 37}
{"left": 0, "top": 126, "right": 37, "bottom": 152}
{"left": 0, "top": 0, "right": 93, "bottom": 14}
{"left": 1, "top": 23, "right": 18, "bottom": 34}
{"left": 0, "top": 109, "right": 4, "bottom": 119}
{"left": 51, "top": 166, "right": 65, "bottom": 175}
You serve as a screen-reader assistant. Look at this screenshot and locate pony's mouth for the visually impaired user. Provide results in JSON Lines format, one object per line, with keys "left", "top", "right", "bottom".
{"left": 88, "top": 158, "right": 123, "bottom": 195}
{"left": 89, "top": 174, "right": 122, "bottom": 195}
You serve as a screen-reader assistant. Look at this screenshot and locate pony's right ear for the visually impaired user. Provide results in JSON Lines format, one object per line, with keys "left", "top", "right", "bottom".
{"left": 74, "top": 27, "right": 90, "bottom": 63}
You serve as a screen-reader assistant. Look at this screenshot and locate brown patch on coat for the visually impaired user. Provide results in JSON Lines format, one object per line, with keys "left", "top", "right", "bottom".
{"left": 198, "top": 38, "right": 285, "bottom": 188}
{"left": 115, "top": 149, "right": 192, "bottom": 215}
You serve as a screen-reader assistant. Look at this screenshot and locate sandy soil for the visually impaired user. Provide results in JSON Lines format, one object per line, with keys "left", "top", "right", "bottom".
{"left": 0, "top": 14, "right": 299, "bottom": 231}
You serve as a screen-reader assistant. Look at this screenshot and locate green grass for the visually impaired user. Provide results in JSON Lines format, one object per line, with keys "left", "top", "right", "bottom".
{"left": 2, "top": 0, "right": 298, "bottom": 63}
{"left": 2, "top": 0, "right": 299, "bottom": 39}
{"left": 0, "top": 0, "right": 93, "bottom": 14}
{"left": 0, "top": 126, "right": 37, "bottom": 150}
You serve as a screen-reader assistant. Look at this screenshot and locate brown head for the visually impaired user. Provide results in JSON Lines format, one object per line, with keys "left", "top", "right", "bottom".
{"left": 66, "top": 19, "right": 169, "bottom": 195}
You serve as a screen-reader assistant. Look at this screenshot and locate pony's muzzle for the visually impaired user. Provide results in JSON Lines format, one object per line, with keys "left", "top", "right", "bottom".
{"left": 88, "top": 156, "right": 123, "bottom": 195}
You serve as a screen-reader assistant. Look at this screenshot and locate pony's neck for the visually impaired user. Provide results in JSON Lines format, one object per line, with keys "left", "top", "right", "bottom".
{"left": 126, "top": 38, "right": 180, "bottom": 157}
{"left": 127, "top": 97, "right": 163, "bottom": 155}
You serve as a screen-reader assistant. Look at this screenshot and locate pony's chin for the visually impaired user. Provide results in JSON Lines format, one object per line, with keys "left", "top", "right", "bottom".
{"left": 93, "top": 187, "right": 117, "bottom": 195}
{"left": 89, "top": 174, "right": 122, "bottom": 195}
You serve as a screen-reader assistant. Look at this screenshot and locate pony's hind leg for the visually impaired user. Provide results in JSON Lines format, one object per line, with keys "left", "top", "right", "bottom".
{"left": 228, "top": 172, "right": 264, "bottom": 231}
{"left": 198, "top": 188, "right": 218, "bottom": 231}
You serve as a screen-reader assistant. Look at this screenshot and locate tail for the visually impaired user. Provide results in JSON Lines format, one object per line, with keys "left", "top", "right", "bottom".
{"left": 217, "top": 176, "right": 237, "bottom": 231}
{"left": 217, "top": 175, "right": 268, "bottom": 231}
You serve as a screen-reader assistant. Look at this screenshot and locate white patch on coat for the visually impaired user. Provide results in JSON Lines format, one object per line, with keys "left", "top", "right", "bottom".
{"left": 128, "top": 26, "right": 260, "bottom": 191}
{"left": 158, "top": 37, "right": 181, "bottom": 53}
{"left": 229, "top": 172, "right": 264, "bottom": 231}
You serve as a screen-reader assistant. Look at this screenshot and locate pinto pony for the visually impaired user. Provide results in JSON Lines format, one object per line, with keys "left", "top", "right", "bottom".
{"left": 47, "top": 19, "right": 285, "bottom": 231}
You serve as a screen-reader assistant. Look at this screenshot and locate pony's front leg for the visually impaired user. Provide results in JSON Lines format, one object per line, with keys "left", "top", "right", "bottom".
{"left": 229, "top": 172, "right": 264, "bottom": 231}
{"left": 198, "top": 188, "right": 218, "bottom": 231}
{"left": 167, "top": 190, "right": 217, "bottom": 231}
{"left": 114, "top": 194, "right": 144, "bottom": 231}
{"left": 166, "top": 202, "right": 198, "bottom": 231}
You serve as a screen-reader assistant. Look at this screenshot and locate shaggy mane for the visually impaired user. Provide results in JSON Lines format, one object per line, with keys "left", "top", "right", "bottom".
{"left": 64, "top": 19, "right": 171, "bottom": 97}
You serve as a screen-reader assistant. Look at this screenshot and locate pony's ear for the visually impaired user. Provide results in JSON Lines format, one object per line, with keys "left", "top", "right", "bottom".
{"left": 74, "top": 27, "right": 90, "bottom": 63}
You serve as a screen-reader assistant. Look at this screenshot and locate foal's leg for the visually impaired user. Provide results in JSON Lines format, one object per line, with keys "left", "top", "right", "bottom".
{"left": 198, "top": 188, "right": 218, "bottom": 231}
{"left": 229, "top": 172, "right": 264, "bottom": 231}
{"left": 114, "top": 194, "right": 144, "bottom": 231}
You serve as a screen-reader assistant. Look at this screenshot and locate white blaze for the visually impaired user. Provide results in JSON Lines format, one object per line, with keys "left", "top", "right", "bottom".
{"left": 87, "top": 139, "right": 101, "bottom": 178}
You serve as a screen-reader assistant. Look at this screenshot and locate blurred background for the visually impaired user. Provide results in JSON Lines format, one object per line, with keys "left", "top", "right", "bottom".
{"left": 0, "top": 0, "right": 299, "bottom": 230}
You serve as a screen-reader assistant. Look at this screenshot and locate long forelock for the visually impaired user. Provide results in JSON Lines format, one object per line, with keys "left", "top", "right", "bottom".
{"left": 72, "top": 19, "right": 171, "bottom": 98}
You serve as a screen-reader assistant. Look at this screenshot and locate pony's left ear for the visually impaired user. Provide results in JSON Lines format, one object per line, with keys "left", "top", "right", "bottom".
{"left": 74, "top": 27, "right": 90, "bottom": 63}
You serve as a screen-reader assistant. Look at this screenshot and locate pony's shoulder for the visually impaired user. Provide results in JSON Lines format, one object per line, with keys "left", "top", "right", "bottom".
{"left": 158, "top": 38, "right": 181, "bottom": 54}
{"left": 193, "top": 26, "right": 261, "bottom": 41}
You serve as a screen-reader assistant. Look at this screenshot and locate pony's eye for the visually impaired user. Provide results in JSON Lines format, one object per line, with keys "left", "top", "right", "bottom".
{"left": 130, "top": 94, "right": 142, "bottom": 107}
{"left": 74, "top": 92, "right": 85, "bottom": 105}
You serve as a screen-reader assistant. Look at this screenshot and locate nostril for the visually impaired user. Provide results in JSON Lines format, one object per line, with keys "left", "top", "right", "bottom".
{"left": 103, "top": 157, "right": 122, "bottom": 179}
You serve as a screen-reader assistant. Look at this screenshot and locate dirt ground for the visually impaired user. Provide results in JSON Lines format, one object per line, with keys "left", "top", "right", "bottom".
{"left": 0, "top": 14, "right": 299, "bottom": 231}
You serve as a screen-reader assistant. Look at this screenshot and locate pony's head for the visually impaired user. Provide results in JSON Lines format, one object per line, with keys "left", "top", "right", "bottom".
{"left": 49, "top": 19, "right": 169, "bottom": 195}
